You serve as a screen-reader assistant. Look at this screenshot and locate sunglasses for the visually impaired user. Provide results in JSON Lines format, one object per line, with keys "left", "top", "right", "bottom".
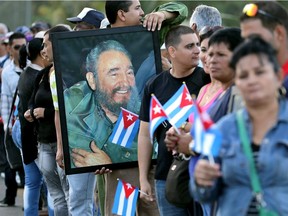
{"left": 12, "top": 44, "right": 22, "bottom": 50}
{"left": 242, "top": 3, "right": 281, "bottom": 24}
{"left": 199, "top": 26, "right": 223, "bottom": 37}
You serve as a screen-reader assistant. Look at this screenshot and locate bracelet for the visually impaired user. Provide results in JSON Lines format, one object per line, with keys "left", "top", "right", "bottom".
{"left": 160, "top": 11, "right": 167, "bottom": 20}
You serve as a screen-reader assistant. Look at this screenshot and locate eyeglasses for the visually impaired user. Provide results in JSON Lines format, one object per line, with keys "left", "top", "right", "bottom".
{"left": 242, "top": 3, "right": 281, "bottom": 24}
{"left": 12, "top": 44, "right": 22, "bottom": 50}
{"left": 199, "top": 26, "right": 223, "bottom": 37}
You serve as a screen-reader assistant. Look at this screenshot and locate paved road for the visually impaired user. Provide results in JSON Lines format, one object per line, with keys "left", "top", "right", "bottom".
{"left": 0, "top": 174, "right": 24, "bottom": 216}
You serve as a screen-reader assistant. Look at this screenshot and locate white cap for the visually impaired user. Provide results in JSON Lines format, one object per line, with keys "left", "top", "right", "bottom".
{"left": 35, "top": 31, "right": 45, "bottom": 39}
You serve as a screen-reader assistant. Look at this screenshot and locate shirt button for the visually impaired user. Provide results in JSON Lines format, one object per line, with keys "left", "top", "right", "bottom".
{"left": 263, "top": 138, "right": 269, "bottom": 145}
{"left": 104, "top": 144, "right": 108, "bottom": 147}
{"left": 125, "top": 152, "right": 130, "bottom": 158}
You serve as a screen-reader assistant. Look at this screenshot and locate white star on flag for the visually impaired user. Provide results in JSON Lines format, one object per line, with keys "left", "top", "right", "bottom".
{"left": 149, "top": 94, "right": 168, "bottom": 142}
{"left": 153, "top": 104, "right": 162, "bottom": 114}
{"left": 127, "top": 114, "right": 134, "bottom": 121}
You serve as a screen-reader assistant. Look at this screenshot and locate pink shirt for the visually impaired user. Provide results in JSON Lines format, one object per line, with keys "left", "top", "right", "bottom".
{"left": 189, "top": 83, "right": 223, "bottom": 123}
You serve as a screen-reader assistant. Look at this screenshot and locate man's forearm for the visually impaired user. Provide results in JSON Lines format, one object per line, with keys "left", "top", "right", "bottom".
{"left": 138, "top": 121, "right": 153, "bottom": 182}
{"left": 55, "top": 111, "right": 62, "bottom": 150}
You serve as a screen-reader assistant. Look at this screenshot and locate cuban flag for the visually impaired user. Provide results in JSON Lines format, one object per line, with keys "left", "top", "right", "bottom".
{"left": 149, "top": 94, "right": 168, "bottom": 141}
{"left": 163, "top": 83, "right": 195, "bottom": 129}
{"left": 112, "top": 179, "right": 139, "bottom": 216}
{"left": 109, "top": 108, "right": 139, "bottom": 148}
{"left": 190, "top": 102, "right": 222, "bottom": 157}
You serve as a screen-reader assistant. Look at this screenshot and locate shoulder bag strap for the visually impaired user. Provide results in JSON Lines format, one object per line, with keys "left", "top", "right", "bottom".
{"left": 6, "top": 88, "right": 18, "bottom": 131}
{"left": 236, "top": 110, "right": 262, "bottom": 194}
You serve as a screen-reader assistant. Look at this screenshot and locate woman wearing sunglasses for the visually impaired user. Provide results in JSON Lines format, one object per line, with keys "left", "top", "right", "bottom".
{"left": 192, "top": 37, "right": 288, "bottom": 216}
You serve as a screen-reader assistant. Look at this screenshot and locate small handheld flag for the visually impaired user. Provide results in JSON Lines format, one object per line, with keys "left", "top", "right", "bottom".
{"left": 163, "top": 83, "right": 195, "bottom": 129}
{"left": 112, "top": 179, "right": 139, "bottom": 216}
{"left": 149, "top": 94, "right": 168, "bottom": 141}
{"left": 109, "top": 107, "right": 139, "bottom": 148}
{"left": 190, "top": 102, "right": 222, "bottom": 161}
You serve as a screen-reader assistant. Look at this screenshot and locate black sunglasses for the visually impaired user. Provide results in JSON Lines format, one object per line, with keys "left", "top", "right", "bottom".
{"left": 13, "top": 44, "right": 22, "bottom": 50}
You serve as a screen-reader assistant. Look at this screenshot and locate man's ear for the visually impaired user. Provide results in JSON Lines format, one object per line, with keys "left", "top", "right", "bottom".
{"left": 274, "top": 24, "right": 286, "bottom": 45}
{"left": 191, "top": 23, "right": 197, "bottom": 31}
{"left": 167, "top": 46, "right": 176, "bottom": 59}
{"left": 86, "top": 72, "right": 96, "bottom": 90}
{"left": 117, "top": 10, "right": 126, "bottom": 22}
{"left": 40, "top": 50, "right": 46, "bottom": 60}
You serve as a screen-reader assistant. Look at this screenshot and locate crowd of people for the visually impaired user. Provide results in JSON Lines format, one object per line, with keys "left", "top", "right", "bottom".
{"left": 0, "top": 1, "right": 288, "bottom": 216}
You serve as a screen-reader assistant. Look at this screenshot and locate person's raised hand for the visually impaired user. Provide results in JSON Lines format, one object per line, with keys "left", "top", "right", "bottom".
{"left": 143, "top": 11, "right": 166, "bottom": 31}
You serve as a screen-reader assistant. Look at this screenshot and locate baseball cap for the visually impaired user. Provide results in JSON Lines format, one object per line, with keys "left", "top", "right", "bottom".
{"left": 67, "top": 7, "right": 105, "bottom": 28}
{"left": 15, "top": 26, "right": 34, "bottom": 42}
{"left": 30, "top": 21, "right": 50, "bottom": 32}
{"left": 1, "top": 32, "right": 13, "bottom": 44}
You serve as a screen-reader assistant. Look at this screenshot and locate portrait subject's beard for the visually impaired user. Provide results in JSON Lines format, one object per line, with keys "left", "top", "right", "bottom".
{"left": 95, "top": 85, "right": 141, "bottom": 116}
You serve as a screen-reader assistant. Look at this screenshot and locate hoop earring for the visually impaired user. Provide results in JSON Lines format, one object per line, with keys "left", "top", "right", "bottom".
{"left": 279, "top": 86, "right": 287, "bottom": 97}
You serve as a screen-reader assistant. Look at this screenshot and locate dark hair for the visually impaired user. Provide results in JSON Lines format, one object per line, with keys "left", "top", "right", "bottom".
{"left": 8, "top": 32, "right": 26, "bottom": 45}
{"left": 105, "top": 1, "right": 133, "bottom": 24}
{"left": 199, "top": 26, "right": 223, "bottom": 44}
{"left": 165, "top": 25, "right": 195, "bottom": 48}
{"left": 208, "top": 27, "right": 243, "bottom": 52}
{"left": 44, "top": 25, "right": 70, "bottom": 41}
{"left": 230, "top": 36, "right": 280, "bottom": 73}
{"left": 19, "top": 38, "right": 43, "bottom": 69}
{"left": 240, "top": 1, "right": 288, "bottom": 32}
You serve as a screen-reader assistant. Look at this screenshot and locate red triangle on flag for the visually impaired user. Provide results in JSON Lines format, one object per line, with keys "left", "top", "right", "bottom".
{"left": 180, "top": 85, "right": 193, "bottom": 108}
{"left": 122, "top": 180, "right": 136, "bottom": 199}
{"left": 195, "top": 102, "right": 214, "bottom": 130}
{"left": 151, "top": 97, "right": 167, "bottom": 119}
{"left": 122, "top": 108, "right": 138, "bottom": 129}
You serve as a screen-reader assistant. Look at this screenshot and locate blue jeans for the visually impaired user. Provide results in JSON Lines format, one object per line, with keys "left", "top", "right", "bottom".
{"left": 155, "top": 180, "right": 191, "bottom": 216}
{"left": 24, "top": 161, "right": 54, "bottom": 216}
{"left": 37, "top": 142, "right": 69, "bottom": 216}
{"left": 67, "top": 173, "right": 97, "bottom": 216}
{"left": 12, "top": 120, "right": 54, "bottom": 216}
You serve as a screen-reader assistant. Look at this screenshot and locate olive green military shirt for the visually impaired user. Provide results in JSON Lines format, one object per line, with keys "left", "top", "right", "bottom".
{"left": 64, "top": 81, "right": 138, "bottom": 168}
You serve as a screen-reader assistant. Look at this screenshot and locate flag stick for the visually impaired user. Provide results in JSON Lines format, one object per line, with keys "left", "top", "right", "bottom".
{"left": 173, "top": 125, "right": 181, "bottom": 135}
{"left": 116, "top": 178, "right": 150, "bottom": 197}
{"left": 139, "top": 190, "right": 149, "bottom": 196}
{"left": 208, "top": 154, "right": 215, "bottom": 164}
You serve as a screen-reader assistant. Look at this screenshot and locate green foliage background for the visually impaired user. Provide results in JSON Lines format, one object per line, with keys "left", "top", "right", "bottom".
{"left": 1, "top": 1, "right": 288, "bottom": 31}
